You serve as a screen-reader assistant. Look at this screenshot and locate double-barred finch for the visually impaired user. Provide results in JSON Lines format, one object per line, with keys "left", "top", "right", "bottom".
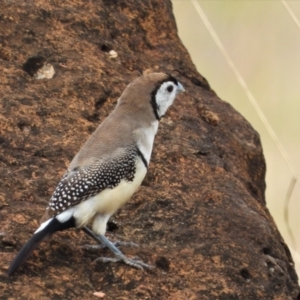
{"left": 8, "top": 72, "right": 184, "bottom": 275}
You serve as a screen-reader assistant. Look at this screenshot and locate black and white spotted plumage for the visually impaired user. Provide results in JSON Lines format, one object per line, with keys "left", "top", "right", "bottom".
{"left": 8, "top": 72, "right": 184, "bottom": 275}
{"left": 48, "top": 146, "right": 139, "bottom": 215}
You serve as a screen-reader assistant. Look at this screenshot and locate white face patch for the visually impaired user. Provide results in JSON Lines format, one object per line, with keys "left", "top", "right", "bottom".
{"left": 154, "top": 81, "right": 179, "bottom": 118}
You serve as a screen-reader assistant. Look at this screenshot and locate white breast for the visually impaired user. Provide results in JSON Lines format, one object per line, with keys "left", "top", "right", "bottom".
{"left": 134, "top": 120, "right": 159, "bottom": 165}
{"left": 72, "top": 156, "right": 147, "bottom": 234}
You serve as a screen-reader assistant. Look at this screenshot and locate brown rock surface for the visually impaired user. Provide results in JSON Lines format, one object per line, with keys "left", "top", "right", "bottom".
{"left": 0, "top": 1, "right": 299, "bottom": 299}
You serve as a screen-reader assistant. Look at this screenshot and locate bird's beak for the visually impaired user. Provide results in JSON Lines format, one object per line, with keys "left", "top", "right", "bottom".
{"left": 177, "top": 82, "right": 185, "bottom": 94}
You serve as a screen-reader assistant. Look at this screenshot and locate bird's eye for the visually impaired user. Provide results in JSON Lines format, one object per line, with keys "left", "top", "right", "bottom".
{"left": 167, "top": 85, "right": 173, "bottom": 93}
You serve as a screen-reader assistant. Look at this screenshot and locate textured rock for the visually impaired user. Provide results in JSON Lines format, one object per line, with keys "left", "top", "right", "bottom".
{"left": 0, "top": 0, "right": 299, "bottom": 299}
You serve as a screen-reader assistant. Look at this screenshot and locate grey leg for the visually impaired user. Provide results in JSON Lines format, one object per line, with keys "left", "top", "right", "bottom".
{"left": 82, "top": 241, "right": 139, "bottom": 251}
{"left": 81, "top": 227, "right": 153, "bottom": 270}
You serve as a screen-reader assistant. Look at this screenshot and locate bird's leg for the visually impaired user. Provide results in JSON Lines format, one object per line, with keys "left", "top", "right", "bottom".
{"left": 81, "top": 227, "right": 153, "bottom": 270}
{"left": 82, "top": 240, "right": 139, "bottom": 251}
{"left": 81, "top": 226, "right": 139, "bottom": 250}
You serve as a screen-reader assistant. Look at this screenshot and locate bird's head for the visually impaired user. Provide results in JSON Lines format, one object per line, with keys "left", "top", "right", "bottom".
{"left": 118, "top": 72, "right": 185, "bottom": 120}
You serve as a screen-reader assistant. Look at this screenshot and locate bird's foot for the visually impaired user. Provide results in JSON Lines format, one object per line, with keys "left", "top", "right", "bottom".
{"left": 82, "top": 240, "right": 139, "bottom": 252}
{"left": 81, "top": 227, "right": 153, "bottom": 270}
{"left": 95, "top": 253, "right": 154, "bottom": 270}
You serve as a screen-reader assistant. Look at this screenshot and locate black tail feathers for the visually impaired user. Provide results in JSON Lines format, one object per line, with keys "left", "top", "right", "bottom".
{"left": 8, "top": 216, "right": 75, "bottom": 276}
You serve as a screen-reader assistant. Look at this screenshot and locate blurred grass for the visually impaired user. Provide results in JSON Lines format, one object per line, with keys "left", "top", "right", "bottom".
{"left": 172, "top": 0, "right": 300, "bottom": 278}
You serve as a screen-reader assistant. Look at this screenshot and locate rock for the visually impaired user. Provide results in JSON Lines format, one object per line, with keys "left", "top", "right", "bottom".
{"left": 0, "top": 0, "right": 299, "bottom": 299}
{"left": 109, "top": 50, "right": 118, "bottom": 59}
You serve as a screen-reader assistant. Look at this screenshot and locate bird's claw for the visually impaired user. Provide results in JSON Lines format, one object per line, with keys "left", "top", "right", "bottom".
{"left": 95, "top": 254, "right": 154, "bottom": 270}
{"left": 82, "top": 240, "right": 139, "bottom": 252}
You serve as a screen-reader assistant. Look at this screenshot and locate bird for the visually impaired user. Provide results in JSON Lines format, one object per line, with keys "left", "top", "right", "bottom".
{"left": 8, "top": 72, "right": 184, "bottom": 275}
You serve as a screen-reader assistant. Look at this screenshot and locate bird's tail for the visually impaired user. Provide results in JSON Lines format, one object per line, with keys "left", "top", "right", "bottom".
{"left": 8, "top": 216, "right": 75, "bottom": 275}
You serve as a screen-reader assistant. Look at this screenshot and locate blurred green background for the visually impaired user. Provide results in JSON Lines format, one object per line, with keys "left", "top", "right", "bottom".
{"left": 172, "top": 0, "right": 300, "bottom": 278}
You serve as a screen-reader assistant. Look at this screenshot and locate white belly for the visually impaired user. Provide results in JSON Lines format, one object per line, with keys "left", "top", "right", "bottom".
{"left": 72, "top": 157, "right": 147, "bottom": 233}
